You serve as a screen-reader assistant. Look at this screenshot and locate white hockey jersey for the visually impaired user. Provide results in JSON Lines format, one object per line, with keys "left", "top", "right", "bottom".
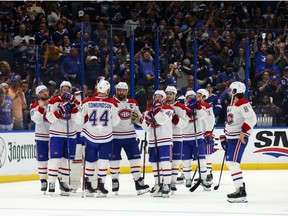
{"left": 201, "top": 102, "right": 215, "bottom": 133}
{"left": 141, "top": 104, "right": 174, "bottom": 148}
{"left": 30, "top": 101, "right": 50, "bottom": 141}
{"left": 113, "top": 98, "right": 142, "bottom": 139}
{"left": 46, "top": 96, "right": 78, "bottom": 138}
{"left": 169, "top": 101, "right": 189, "bottom": 142}
{"left": 75, "top": 96, "right": 120, "bottom": 143}
{"left": 225, "top": 98, "right": 257, "bottom": 139}
{"left": 182, "top": 104, "right": 207, "bottom": 141}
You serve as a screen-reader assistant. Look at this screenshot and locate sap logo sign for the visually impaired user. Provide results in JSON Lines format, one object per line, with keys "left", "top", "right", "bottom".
{"left": 118, "top": 109, "right": 132, "bottom": 119}
{"left": 253, "top": 131, "right": 288, "bottom": 158}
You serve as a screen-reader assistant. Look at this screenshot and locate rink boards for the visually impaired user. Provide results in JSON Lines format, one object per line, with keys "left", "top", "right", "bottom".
{"left": 0, "top": 128, "right": 287, "bottom": 183}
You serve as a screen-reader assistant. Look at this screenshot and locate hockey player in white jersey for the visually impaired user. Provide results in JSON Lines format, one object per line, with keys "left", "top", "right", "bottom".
{"left": 75, "top": 80, "right": 120, "bottom": 197}
{"left": 196, "top": 89, "right": 215, "bottom": 184}
{"left": 46, "top": 81, "right": 79, "bottom": 196}
{"left": 182, "top": 90, "right": 211, "bottom": 191}
{"left": 110, "top": 82, "right": 149, "bottom": 195}
{"left": 30, "top": 85, "right": 50, "bottom": 194}
{"left": 141, "top": 90, "right": 174, "bottom": 198}
{"left": 164, "top": 86, "right": 189, "bottom": 194}
{"left": 225, "top": 81, "right": 257, "bottom": 203}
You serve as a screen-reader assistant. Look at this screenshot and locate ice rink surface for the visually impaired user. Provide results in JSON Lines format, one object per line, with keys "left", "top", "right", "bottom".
{"left": 0, "top": 170, "right": 287, "bottom": 216}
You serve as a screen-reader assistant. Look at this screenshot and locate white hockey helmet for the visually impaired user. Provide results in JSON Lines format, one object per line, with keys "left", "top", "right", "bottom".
{"left": 97, "top": 80, "right": 110, "bottom": 94}
{"left": 115, "top": 82, "right": 128, "bottom": 90}
{"left": 60, "top": 81, "right": 72, "bottom": 90}
{"left": 229, "top": 81, "right": 246, "bottom": 95}
{"left": 197, "top": 88, "right": 209, "bottom": 99}
{"left": 185, "top": 90, "right": 196, "bottom": 98}
{"left": 165, "top": 85, "right": 177, "bottom": 94}
{"left": 36, "top": 85, "right": 48, "bottom": 96}
{"left": 154, "top": 90, "right": 166, "bottom": 100}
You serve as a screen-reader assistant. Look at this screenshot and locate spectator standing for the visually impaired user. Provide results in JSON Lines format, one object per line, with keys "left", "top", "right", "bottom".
{"left": 0, "top": 82, "right": 13, "bottom": 130}
{"left": 60, "top": 46, "right": 80, "bottom": 84}
{"left": 8, "top": 75, "right": 27, "bottom": 130}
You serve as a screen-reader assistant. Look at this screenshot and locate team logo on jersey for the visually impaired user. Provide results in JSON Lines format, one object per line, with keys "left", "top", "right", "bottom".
{"left": 118, "top": 109, "right": 132, "bottom": 119}
{"left": 0, "top": 137, "right": 7, "bottom": 168}
{"left": 253, "top": 130, "right": 288, "bottom": 158}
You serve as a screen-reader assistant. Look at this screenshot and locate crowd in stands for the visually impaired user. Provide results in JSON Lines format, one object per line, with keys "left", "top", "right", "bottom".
{"left": 0, "top": 1, "right": 288, "bottom": 130}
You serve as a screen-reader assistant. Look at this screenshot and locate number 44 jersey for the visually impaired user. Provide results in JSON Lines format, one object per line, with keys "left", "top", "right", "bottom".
{"left": 75, "top": 96, "right": 120, "bottom": 143}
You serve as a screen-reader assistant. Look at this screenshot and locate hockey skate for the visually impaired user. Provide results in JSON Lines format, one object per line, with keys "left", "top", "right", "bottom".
{"left": 97, "top": 178, "right": 108, "bottom": 198}
{"left": 227, "top": 183, "right": 247, "bottom": 203}
{"left": 85, "top": 177, "right": 97, "bottom": 197}
{"left": 48, "top": 182, "right": 55, "bottom": 194}
{"left": 176, "top": 172, "right": 184, "bottom": 184}
{"left": 185, "top": 178, "right": 192, "bottom": 188}
{"left": 112, "top": 179, "right": 119, "bottom": 195}
{"left": 170, "top": 183, "right": 177, "bottom": 195}
{"left": 134, "top": 177, "right": 149, "bottom": 195}
{"left": 161, "top": 184, "right": 170, "bottom": 198}
{"left": 206, "top": 173, "right": 213, "bottom": 185}
{"left": 58, "top": 178, "right": 71, "bottom": 196}
{"left": 40, "top": 179, "right": 47, "bottom": 194}
{"left": 150, "top": 184, "right": 162, "bottom": 197}
{"left": 201, "top": 179, "right": 212, "bottom": 191}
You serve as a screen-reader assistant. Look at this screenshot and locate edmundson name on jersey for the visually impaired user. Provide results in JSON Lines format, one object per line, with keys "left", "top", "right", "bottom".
{"left": 8, "top": 142, "right": 36, "bottom": 163}
{"left": 88, "top": 102, "right": 112, "bottom": 109}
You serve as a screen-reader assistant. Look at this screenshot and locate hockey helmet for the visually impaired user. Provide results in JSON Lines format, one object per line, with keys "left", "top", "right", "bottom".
{"left": 115, "top": 82, "right": 128, "bottom": 90}
{"left": 229, "top": 81, "right": 246, "bottom": 95}
{"left": 97, "top": 80, "right": 110, "bottom": 94}
{"left": 165, "top": 85, "right": 177, "bottom": 94}
{"left": 60, "top": 81, "right": 72, "bottom": 90}
{"left": 154, "top": 90, "right": 166, "bottom": 100}
{"left": 185, "top": 90, "right": 196, "bottom": 98}
{"left": 197, "top": 88, "right": 209, "bottom": 100}
{"left": 36, "top": 85, "right": 48, "bottom": 96}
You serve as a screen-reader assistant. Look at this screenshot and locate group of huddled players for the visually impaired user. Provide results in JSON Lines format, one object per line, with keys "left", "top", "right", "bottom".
{"left": 31, "top": 79, "right": 256, "bottom": 203}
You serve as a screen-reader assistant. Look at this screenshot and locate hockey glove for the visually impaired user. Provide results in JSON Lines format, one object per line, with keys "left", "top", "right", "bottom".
{"left": 150, "top": 100, "right": 162, "bottom": 115}
{"left": 187, "top": 98, "right": 201, "bottom": 111}
{"left": 62, "top": 92, "right": 76, "bottom": 104}
{"left": 58, "top": 102, "right": 71, "bottom": 116}
{"left": 204, "top": 131, "right": 214, "bottom": 144}
{"left": 172, "top": 113, "right": 180, "bottom": 125}
{"left": 145, "top": 112, "right": 153, "bottom": 124}
{"left": 219, "top": 135, "right": 227, "bottom": 151}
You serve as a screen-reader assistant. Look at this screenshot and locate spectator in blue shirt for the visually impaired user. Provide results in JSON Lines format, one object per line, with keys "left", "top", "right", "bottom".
{"left": 60, "top": 46, "right": 80, "bottom": 84}
{"left": 255, "top": 54, "right": 280, "bottom": 80}
{"left": 0, "top": 83, "right": 13, "bottom": 130}
{"left": 216, "top": 62, "right": 240, "bottom": 88}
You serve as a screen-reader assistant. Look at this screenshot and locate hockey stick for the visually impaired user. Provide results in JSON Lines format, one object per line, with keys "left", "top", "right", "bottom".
{"left": 66, "top": 111, "right": 71, "bottom": 185}
{"left": 152, "top": 115, "right": 161, "bottom": 186}
{"left": 214, "top": 145, "right": 227, "bottom": 190}
{"left": 189, "top": 111, "right": 202, "bottom": 192}
{"left": 142, "top": 132, "right": 148, "bottom": 179}
{"left": 81, "top": 143, "right": 86, "bottom": 198}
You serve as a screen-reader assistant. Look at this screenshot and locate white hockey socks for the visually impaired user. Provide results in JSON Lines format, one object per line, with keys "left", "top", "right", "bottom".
{"left": 97, "top": 159, "right": 109, "bottom": 183}
{"left": 48, "top": 158, "right": 61, "bottom": 183}
{"left": 226, "top": 161, "right": 243, "bottom": 189}
{"left": 161, "top": 161, "right": 172, "bottom": 185}
{"left": 38, "top": 161, "right": 48, "bottom": 180}
{"left": 110, "top": 160, "right": 120, "bottom": 180}
{"left": 199, "top": 158, "right": 207, "bottom": 180}
{"left": 129, "top": 159, "right": 141, "bottom": 180}
{"left": 60, "top": 158, "right": 70, "bottom": 183}
{"left": 151, "top": 162, "right": 162, "bottom": 184}
{"left": 182, "top": 159, "right": 192, "bottom": 180}
{"left": 171, "top": 160, "right": 180, "bottom": 184}
{"left": 206, "top": 155, "right": 212, "bottom": 174}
